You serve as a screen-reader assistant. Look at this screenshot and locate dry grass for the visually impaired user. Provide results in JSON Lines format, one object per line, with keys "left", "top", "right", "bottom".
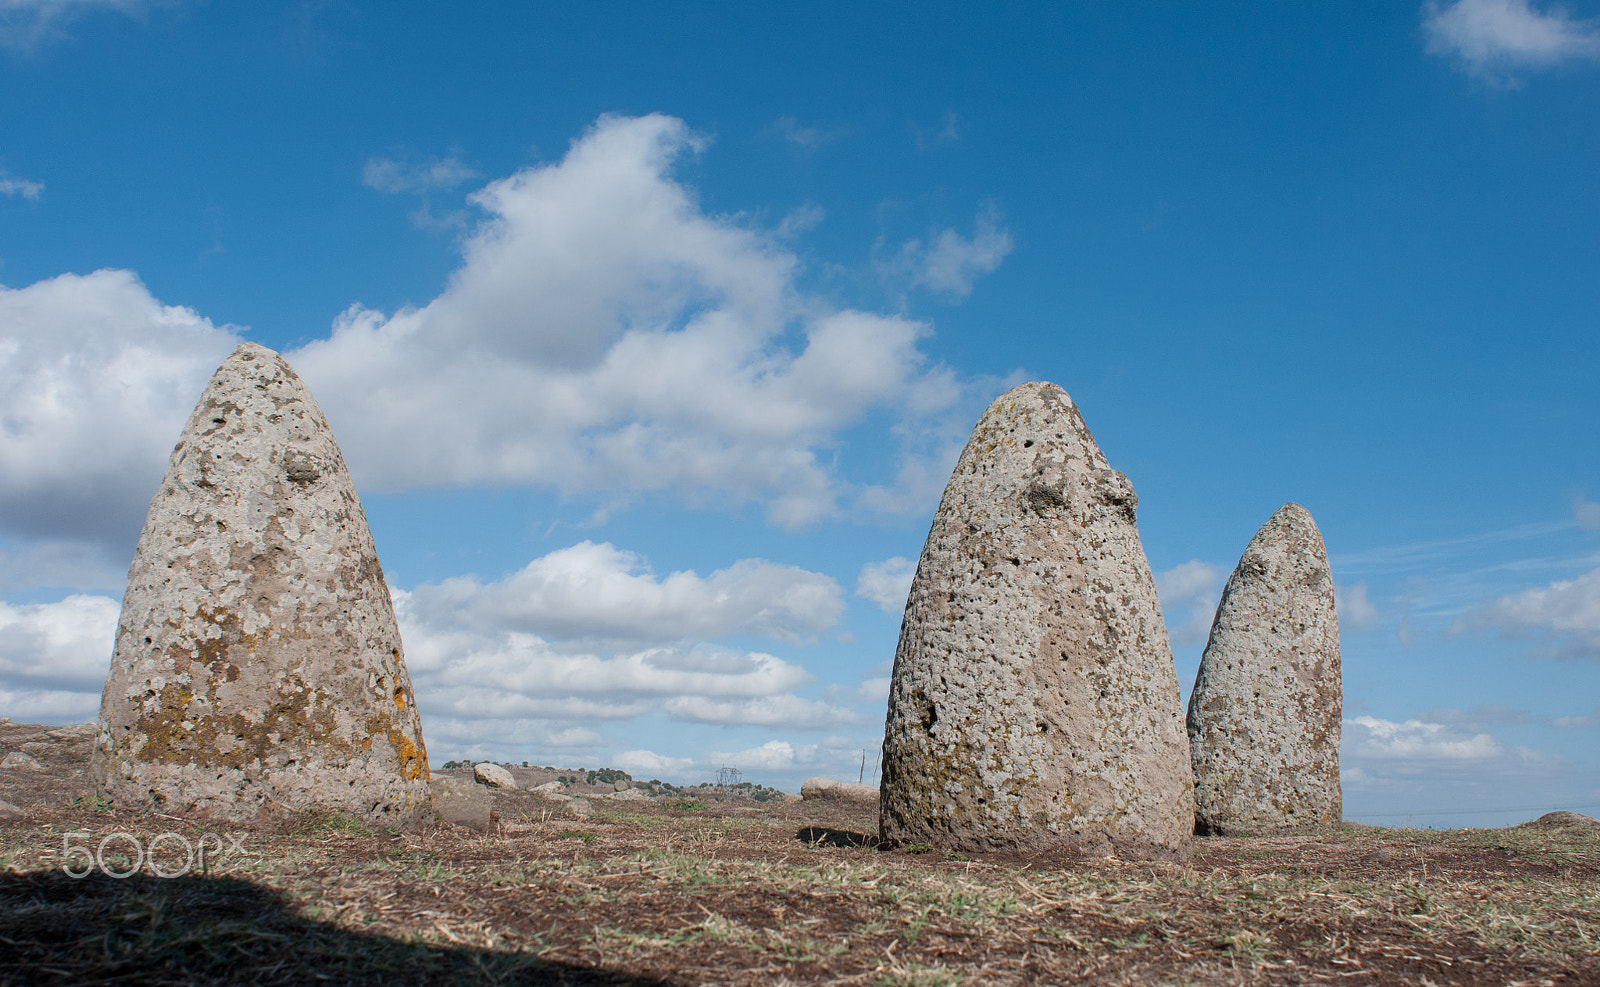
{"left": 1, "top": 725, "right": 1595, "bottom": 985}
{"left": 0, "top": 791, "right": 1596, "bottom": 986}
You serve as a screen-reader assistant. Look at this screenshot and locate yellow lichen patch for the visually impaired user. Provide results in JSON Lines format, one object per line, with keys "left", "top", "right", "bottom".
{"left": 393, "top": 687, "right": 407, "bottom": 711}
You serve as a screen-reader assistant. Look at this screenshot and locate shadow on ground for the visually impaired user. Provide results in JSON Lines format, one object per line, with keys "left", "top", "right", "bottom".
{"left": 795, "top": 826, "right": 879, "bottom": 848}
{"left": 0, "top": 870, "right": 674, "bottom": 986}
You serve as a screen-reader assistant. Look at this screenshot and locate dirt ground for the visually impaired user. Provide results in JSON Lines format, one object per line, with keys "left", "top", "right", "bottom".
{"left": 1, "top": 719, "right": 1596, "bottom": 986}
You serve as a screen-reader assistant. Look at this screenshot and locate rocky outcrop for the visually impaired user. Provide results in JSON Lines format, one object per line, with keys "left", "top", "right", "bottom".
{"left": 91, "top": 343, "right": 430, "bottom": 824}
{"left": 880, "top": 381, "right": 1193, "bottom": 857}
{"left": 1187, "top": 503, "right": 1341, "bottom": 835}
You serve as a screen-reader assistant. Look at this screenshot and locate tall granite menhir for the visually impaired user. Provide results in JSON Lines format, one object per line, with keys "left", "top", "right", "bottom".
{"left": 880, "top": 382, "right": 1194, "bottom": 856}
{"left": 92, "top": 343, "right": 430, "bottom": 822}
{"left": 1187, "top": 503, "right": 1341, "bottom": 835}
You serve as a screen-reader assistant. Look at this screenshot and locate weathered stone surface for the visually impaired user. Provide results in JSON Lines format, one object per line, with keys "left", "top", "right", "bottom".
{"left": 801, "top": 777, "right": 879, "bottom": 803}
{"left": 880, "top": 381, "right": 1193, "bottom": 857}
{"left": 473, "top": 762, "right": 516, "bottom": 789}
{"left": 91, "top": 343, "right": 430, "bottom": 824}
{"left": 0, "top": 751, "right": 46, "bottom": 772}
{"left": 1187, "top": 503, "right": 1341, "bottom": 836}
{"left": 428, "top": 776, "right": 492, "bottom": 831}
{"left": 0, "top": 797, "right": 25, "bottom": 821}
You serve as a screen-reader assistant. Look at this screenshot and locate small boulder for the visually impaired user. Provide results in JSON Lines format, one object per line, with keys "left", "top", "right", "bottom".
{"left": 802, "top": 777, "right": 879, "bottom": 803}
{"left": 0, "top": 798, "right": 27, "bottom": 821}
{"left": 429, "top": 776, "right": 492, "bottom": 831}
{"left": 0, "top": 751, "right": 46, "bottom": 772}
{"left": 605, "top": 788, "right": 651, "bottom": 801}
{"left": 532, "top": 781, "right": 564, "bottom": 793}
{"left": 473, "top": 763, "right": 516, "bottom": 789}
{"left": 568, "top": 798, "right": 593, "bottom": 819}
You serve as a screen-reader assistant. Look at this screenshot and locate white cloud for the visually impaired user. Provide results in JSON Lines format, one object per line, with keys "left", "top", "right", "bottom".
{"left": 1424, "top": 0, "right": 1600, "bottom": 76}
{"left": 1345, "top": 715, "right": 1507, "bottom": 761}
{"left": 1335, "top": 581, "right": 1379, "bottom": 633}
{"left": 1574, "top": 496, "right": 1600, "bottom": 530}
{"left": 0, "top": 171, "right": 42, "bottom": 201}
{"left": 362, "top": 155, "right": 477, "bottom": 194}
{"left": 1154, "top": 559, "right": 1223, "bottom": 648}
{"left": 0, "top": 269, "right": 241, "bottom": 545}
{"left": 1552, "top": 708, "right": 1600, "bottom": 729}
{"left": 0, "top": 593, "right": 116, "bottom": 721}
{"left": 855, "top": 676, "right": 891, "bottom": 703}
{"left": 662, "top": 694, "right": 859, "bottom": 728}
{"left": 293, "top": 113, "right": 969, "bottom": 529}
{"left": 855, "top": 556, "right": 916, "bottom": 614}
{"left": 769, "top": 116, "right": 842, "bottom": 149}
{"left": 891, "top": 206, "right": 1014, "bottom": 299}
{"left": 1468, "top": 567, "right": 1600, "bottom": 660}
{"left": 395, "top": 545, "right": 861, "bottom": 741}
{"left": 613, "top": 748, "right": 697, "bottom": 777}
{"left": 407, "top": 541, "right": 842, "bottom": 645}
{"left": 914, "top": 111, "right": 962, "bottom": 149}
{"left": 707, "top": 739, "right": 806, "bottom": 771}
{"left": 0, "top": 0, "right": 148, "bottom": 50}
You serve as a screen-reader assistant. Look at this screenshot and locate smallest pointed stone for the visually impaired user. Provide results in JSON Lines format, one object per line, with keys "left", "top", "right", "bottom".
{"left": 1187, "top": 503, "right": 1341, "bottom": 835}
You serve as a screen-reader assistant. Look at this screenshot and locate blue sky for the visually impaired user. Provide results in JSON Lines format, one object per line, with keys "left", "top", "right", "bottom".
{"left": 1, "top": 1, "right": 1597, "bottom": 826}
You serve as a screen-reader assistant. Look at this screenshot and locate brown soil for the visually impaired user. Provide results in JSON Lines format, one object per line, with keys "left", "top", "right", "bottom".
{"left": 1, "top": 719, "right": 1596, "bottom": 985}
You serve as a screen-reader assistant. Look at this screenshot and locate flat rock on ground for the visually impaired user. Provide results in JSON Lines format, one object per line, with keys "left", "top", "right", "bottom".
{"left": 801, "top": 777, "right": 879, "bottom": 803}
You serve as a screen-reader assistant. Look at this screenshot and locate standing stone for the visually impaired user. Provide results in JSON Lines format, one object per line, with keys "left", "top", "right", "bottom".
{"left": 880, "top": 382, "right": 1193, "bottom": 856}
{"left": 1187, "top": 503, "right": 1341, "bottom": 836}
{"left": 91, "top": 343, "right": 430, "bottom": 823}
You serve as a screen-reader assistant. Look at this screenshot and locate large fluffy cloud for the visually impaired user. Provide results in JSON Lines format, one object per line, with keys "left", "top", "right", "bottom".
{"left": 407, "top": 541, "right": 843, "bottom": 645}
{"left": 292, "top": 113, "right": 975, "bottom": 528}
{"left": 1424, "top": 0, "right": 1600, "bottom": 76}
{"left": 0, "top": 270, "right": 241, "bottom": 545}
{"left": 396, "top": 540, "right": 861, "bottom": 755}
{"left": 0, "top": 115, "right": 999, "bottom": 556}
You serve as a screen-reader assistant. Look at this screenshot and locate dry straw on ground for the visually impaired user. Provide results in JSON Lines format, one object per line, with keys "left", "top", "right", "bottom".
{"left": 1, "top": 723, "right": 1596, "bottom": 985}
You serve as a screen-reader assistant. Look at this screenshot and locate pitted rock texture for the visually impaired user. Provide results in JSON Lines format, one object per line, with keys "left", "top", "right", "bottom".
{"left": 1187, "top": 503, "right": 1341, "bottom": 836}
{"left": 91, "top": 343, "right": 430, "bottom": 823}
{"left": 880, "top": 381, "right": 1193, "bottom": 857}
